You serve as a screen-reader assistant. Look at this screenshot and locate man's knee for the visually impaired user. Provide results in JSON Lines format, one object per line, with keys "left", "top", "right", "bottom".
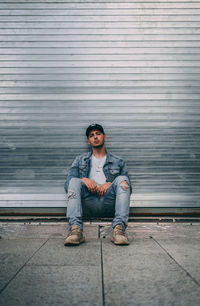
{"left": 120, "top": 180, "right": 129, "bottom": 191}
{"left": 67, "top": 178, "right": 83, "bottom": 200}
{"left": 68, "top": 177, "right": 82, "bottom": 188}
{"left": 114, "top": 175, "right": 130, "bottom": 191}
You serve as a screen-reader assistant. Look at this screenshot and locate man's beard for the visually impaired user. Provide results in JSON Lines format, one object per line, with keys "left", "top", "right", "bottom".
{"left": 92, "top": 143, "right": 104, "bottom": 149}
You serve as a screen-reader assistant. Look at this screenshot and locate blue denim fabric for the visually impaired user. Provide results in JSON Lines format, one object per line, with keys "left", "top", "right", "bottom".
{"left": 64, "top": 150, "right": 132, "bottom": 194}
{"left": 66, "top": 175, "right": 130, "bottom": 231}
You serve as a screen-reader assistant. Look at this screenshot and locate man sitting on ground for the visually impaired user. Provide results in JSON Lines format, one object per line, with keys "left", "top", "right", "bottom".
{"left": 64, "top": 123, "right": 132, "bottom": 246}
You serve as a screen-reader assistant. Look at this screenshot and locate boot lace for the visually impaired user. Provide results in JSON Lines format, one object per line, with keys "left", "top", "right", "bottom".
{"left": 69, "top": 226, "right": 81, "bottom": 236}
{"left": 114, "top": 225, "right": 125, "bottom": 236}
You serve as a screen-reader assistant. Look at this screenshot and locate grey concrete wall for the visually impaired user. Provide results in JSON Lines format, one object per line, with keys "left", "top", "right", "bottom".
{"left": 0, "top": 0, "right": 200, "bottom": 209}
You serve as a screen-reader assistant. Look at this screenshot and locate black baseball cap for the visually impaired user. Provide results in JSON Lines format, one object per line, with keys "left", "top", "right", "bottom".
{"left": 86, "top": 123, "right": 105, "bottom": 138}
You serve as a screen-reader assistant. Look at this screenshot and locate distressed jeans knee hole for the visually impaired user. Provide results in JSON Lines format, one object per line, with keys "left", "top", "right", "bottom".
{"left": 68, "top": 189, "right": 77, "bottom": 200}
{"left": 120, "top": 181, "right": 129, "bottom": 191}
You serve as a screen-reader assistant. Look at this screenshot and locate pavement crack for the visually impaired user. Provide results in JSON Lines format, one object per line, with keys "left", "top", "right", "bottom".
{"left": 151, "top": 236, "right": 200, "bottom": 287}
{"left": 100, "top": 239, "right": 105, "bottom": 306}
{"left": 0, "top": 238, "right": 50, "bottom": 295}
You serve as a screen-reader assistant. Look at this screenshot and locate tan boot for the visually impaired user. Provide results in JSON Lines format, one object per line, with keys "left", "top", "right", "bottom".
{"left": 64, "top": 225, "right": 85, "bottom": 246}
{"left": 110, "top": 224, "right": 129, "bottom": 245}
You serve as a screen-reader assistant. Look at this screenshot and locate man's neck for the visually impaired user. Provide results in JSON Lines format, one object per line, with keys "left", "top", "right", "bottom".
{"left": 92, "top": 146, "right": 107, "bottom": 159}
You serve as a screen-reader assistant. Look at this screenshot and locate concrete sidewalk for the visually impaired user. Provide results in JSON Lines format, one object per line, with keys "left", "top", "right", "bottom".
{"left": 0, "top": 222, "right": 200, "bottom": 306}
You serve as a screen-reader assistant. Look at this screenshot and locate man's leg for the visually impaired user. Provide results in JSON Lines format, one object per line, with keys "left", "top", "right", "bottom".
{"left": 112, "top": 175, "right": 130, "bottom": 230}
{"left": 66, "top": 177, "right": 89, "bottom": 231}
{"left": 66, "top": 177, "right": 102, "bottom": 229}
{"left": 65, "top": 177, "right": 95, "bottom": 245}
{"left": 102, "top": 175, "right": 131, "bottom": 244}
{"left": 104, "top": 175, "right": 130, "bottom": 230}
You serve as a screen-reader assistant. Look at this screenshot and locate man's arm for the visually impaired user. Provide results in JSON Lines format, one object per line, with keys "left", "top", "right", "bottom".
{"left": 81, "top": 177, "right": 98, "bottom": 193}
{"left": 64, "top": 157, "right": 98, "bottom": 194}
{"left": 64, "top": 157, "right": 80, "bottom": 193}
{"left": 96, "top": 182, "right": 112, "bottom": 197}
{"left": 97, "top": 160, "right": 132, "bottom": 196}
{"left": 120, "top": 160, "right": 133, "bottom": 194}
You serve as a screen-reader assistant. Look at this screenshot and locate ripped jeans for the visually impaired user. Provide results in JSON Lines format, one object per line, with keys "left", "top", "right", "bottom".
{"left": 66, "top": 175, "right": 130, "bottom": 231}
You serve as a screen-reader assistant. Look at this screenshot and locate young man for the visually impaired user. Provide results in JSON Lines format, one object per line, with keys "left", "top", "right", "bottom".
{"left": 64, "top": 123, "right": 132, "bottom": 246}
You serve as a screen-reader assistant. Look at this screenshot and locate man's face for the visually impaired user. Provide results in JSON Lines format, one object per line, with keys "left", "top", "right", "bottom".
{"left": 87, "top": 129, "right": 106, "bottom": 148}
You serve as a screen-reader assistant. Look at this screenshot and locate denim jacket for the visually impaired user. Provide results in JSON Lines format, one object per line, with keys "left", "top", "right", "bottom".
{"left": 64, "top": 150, "right": 132, "bottom": 194}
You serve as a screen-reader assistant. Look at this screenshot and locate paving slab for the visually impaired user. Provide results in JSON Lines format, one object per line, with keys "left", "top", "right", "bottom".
{"left": 149, "top": 223, "right": 200, "bottom": 284}
{"left": 0, "top": 223, "right": 102, "bottom": 306}
{"left": 27, "top": 238, "right": 101, "bottom": 266}
{"left": 101, "top": 222, "right": 200, "bottom": 306}
{"left": 0, "top": 266, "right": 102, "bottom": 306}
{"left": 0, "top": 238, "right": 47, "bottom": 292}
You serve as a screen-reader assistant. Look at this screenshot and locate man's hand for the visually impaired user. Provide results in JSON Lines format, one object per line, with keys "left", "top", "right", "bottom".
{"left": 96, "top": 182, "right": 112, "bottom": 197}
{"left": 81, "top": 178, "right": 98, "bottom": 193}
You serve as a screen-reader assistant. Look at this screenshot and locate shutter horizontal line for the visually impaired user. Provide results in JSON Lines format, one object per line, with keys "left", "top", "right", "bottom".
{"left": 1, "top": 54, "right": 200, "bottom": 57}
{"left": 1, "top": 35, "right": 200, "bottom": 39}
{"left": 1, "top": 174, "right": 200, "bottom": 179}
{"left": 1, "top": 82, "right": 200, "bottom": 86}
{"left": 1, "top": 169, "right": 200, "bottom": 175}
{"left": 1, "top": 119, "right": 200, "bottom": 124}
{"left": 0, "top": 202, "right": 198, "bottom": 208}
{"left": 1, "top": 159, "right": 199, "bottom": 163}
{"left": 2, "top": 113, "right": 200, "bottom": 117}
{"left": 1, "top": 62, "right": 200, "bottom": 68}
{"left": 2, "top": 22, "right": 200, "bottom": 26}
{"left": 1, "top": 7, "right": 200, "bottom": 11}
{"left": 1, "top": 17, "right": 200, "bottom": 23}
{"left": 2, "top": 30, "right": 200, "bottom": 34}
{"left": 2, "top": 193, "right": 200, "bottom": 202}
{"left": 0, "top": 93, "right": 200, "bottom": 98}
{"left": 1, "top": 107, "right": 200, "bottom": 112}
{"left": 1, "top": 9, "right": 200, "bottom": 15}
{"left": 0, "top": 174, "right": 200, "bottom": 179}
{"left": 1, "top": 161, "right": 198, "bottom": 166}
{"left": 1, "top": 14, "right": 200, "bottom": 18}
{"left": 1, "top": 68, "right": 200, "bottom": 73}
{"left": 1, "top": 153, "right": 199, "bottom": 157}
{"left": 1, "top": 47, "right": 200, "bottom": 51}
{"left": 1, "top": 99, "right": 200, "bottom": 104}
{"left": 1, "top": 75, "right": 200, "bottom": 81}
{"left": 1, "top": 123, "right": 200, "bottom": 127}
{"left": 1, "top": 144, "right": 200, "bottom": 149}
{"left": 1, "top": 42, "right": 200, "bottom": 47}
{"left": 2, "top": 0, "right": 200, "bottom": 3}
{"left": 2, "top": 59, "right": 200, "bottom": 61}
{"left": 1, "top": 176, "right": 199, "bottom": 181}
{"left": 1, "top": 188, "right": 199, "bottom": 196}
{"left": 1, "top": 132, "right": 200, "bottom": 136}
{"left": 1, "top": 131, "right": 199, "bottom": 136}
{"left": 2, "top": 26, "right": 200, "bottom": 29}
{"left": 1, "top": 85, "right": 200, "bottom": 90}
{"left": 1, "top": 3, "right": 200, "bottom": 8}
{"left": 0, "top": 87, "right": 200, "bottom": 94}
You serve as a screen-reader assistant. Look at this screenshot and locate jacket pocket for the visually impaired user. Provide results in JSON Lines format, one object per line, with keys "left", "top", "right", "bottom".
{"left": 79, "top": 164, "right": 87, "bottom": 177}
{"left": 109, "top": 167, "right": 120, "bottom": 176}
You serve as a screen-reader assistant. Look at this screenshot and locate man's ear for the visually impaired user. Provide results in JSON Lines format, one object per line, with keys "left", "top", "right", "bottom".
{"left": 104, "top": 134, "right": 107, "bottom": 141}
{"left": 87, "top": 138, "right": 90, "bottom": 145}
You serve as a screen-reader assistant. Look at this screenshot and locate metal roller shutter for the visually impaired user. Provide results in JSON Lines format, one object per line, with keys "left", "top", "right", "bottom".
{"left": 0, "top": 0, "right": 200, "bottom": 213}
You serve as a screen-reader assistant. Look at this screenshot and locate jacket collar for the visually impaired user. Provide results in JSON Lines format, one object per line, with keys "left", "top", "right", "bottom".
{"left": 88, "top": 150, "right": 112, "bottom": 164}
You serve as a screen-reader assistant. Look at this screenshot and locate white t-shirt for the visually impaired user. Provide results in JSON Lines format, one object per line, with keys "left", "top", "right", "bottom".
{"left": 89, "top": 154, "right": 107, "bottom": 186}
